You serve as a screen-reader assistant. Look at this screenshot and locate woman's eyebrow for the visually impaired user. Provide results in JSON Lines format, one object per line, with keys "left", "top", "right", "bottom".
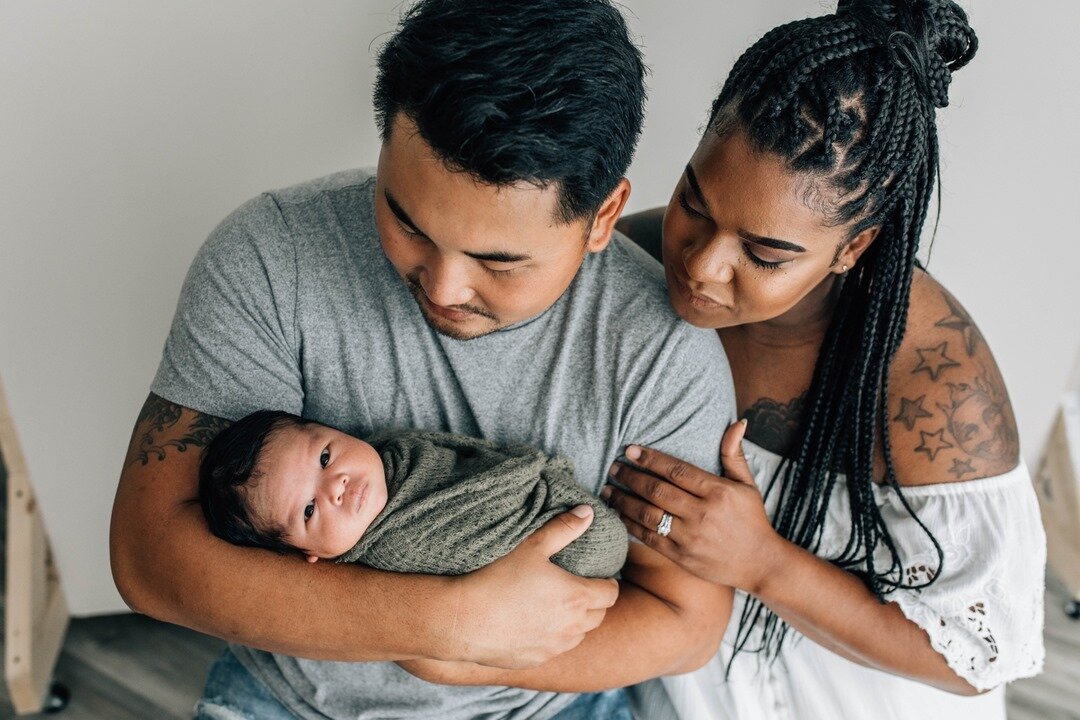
{"left": 739, "top": 229, "right": 807, "bottom": 253}
{"left": 684, "top": 164, "right": 711, "bottom": 212}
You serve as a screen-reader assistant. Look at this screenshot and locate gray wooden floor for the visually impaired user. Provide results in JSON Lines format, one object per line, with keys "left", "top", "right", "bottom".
{"left": 0, "top": 578, "right": 1077, "bottom": 719}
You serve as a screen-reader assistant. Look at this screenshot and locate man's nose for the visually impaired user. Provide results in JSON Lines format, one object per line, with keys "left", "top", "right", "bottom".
{"left": 419, "top": 256, "right": 476, "bottom": 307}
{"left": 683, "top": 235, "right": 736, "bottom": 284}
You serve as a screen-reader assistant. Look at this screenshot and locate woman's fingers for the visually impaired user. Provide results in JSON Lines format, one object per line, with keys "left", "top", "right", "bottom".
{"left": 601, "top": 484, "right": 675, "bottom": 538}
{"left": 606, "top": 460, "right": 697, "bottom": 515}
{"left": 620, "top": 445, "right": 712, "bottom": 496}
{"left": 720, "top": 419, "right": 756, "bottom": 485}
{"left": 618, "top": 515, "right": 679, "bottom": 558}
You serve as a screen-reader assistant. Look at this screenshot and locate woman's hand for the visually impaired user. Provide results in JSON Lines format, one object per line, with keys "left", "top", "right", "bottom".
{"left": 602, "top": 420, "right": 785, "bottom": 593}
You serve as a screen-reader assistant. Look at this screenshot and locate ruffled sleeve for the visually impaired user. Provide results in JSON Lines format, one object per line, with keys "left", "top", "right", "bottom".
{"left": 872, "top": 462, "right": 1046, "bottom": 691}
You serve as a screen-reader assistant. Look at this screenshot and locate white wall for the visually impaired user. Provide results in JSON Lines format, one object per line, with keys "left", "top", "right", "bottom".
{"left": 1, "top": 1, "right": 1076, "bottom": 616}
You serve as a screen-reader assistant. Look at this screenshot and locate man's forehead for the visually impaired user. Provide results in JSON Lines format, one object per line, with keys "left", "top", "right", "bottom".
{"left": 379, "top": 117, "right": 581, "bottom": 247}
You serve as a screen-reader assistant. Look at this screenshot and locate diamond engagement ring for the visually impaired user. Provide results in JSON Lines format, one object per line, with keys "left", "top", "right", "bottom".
{"left": 656, "top": 512, "right": 673, "bottom": 537}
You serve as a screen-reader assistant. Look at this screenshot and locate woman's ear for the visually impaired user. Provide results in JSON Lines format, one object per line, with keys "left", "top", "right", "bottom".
{"left": 834, "top": 226, "right": 880, "bottom": 273}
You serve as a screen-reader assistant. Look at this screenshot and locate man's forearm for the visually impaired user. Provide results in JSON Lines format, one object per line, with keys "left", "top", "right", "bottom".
{"left": 401, "top": 543, "right": 732, "bottom": 692}
{"left": 113, "top": 497, "right": 458, "bottom": 661}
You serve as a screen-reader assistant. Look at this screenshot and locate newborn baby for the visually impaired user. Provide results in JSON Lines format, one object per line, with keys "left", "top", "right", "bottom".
{"left": 198, "top": 410, "right": 627, "bottom": 578}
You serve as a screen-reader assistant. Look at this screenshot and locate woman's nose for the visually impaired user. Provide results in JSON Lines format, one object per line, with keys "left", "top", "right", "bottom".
{"left": 683, "top": 236, "right": 735, "bottom": 284}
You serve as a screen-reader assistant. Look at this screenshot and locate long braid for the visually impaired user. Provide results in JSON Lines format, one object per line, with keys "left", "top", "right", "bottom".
{"left": 714, "top": 0, "right": 978, "bottom": 666}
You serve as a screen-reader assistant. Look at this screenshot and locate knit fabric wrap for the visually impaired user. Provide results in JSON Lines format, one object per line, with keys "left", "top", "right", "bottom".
{"left": 335, "top": 430, "right": 627, "bottom": 578}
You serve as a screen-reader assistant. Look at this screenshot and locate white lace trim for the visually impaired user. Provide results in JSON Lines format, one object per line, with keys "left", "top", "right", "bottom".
{"left": 742, "top": 441, "right": 1047, "bottom": 690}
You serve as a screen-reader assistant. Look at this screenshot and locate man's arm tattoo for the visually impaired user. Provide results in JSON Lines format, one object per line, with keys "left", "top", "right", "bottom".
{"left": 127, "top": 394, "right": 230, "bottom": 466}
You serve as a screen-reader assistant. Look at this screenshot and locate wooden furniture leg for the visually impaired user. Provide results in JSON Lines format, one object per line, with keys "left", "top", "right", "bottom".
{"left": 2, "top": 377, "right": 70, "bottom": 713}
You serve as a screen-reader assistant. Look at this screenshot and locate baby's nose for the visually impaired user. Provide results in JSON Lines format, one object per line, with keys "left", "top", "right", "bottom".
{"left": 329, "top": 475, "right": 348, "bottom": 505}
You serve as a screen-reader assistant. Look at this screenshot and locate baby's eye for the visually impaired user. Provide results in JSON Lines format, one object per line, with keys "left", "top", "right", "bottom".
{"left": 304, "top": 501, "right": 315, "bottom": 522}
{"left": 320, "top": 448, "right": 330, "bottom": 468}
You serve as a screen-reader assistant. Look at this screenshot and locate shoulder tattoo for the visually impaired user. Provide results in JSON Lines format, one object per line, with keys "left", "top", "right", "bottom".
{"left": 934, "top": 292, "right": 984, "bottom": 358}
{"left": 891, "top": 289, "right": 1019, "bottom": 475}
{"left": 127, "top": 394, "right": 230, "bottom": 466}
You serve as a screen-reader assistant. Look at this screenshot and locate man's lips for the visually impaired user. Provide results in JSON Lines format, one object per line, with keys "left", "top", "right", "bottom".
{"left": 406, "top": 278, "right": 488, "bottom": 322}
{"left": 419, "top": 293, "right": 474, "bottom": 321}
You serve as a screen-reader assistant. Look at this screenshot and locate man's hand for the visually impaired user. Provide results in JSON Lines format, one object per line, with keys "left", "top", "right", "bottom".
{"left": 445, "top": 506, "right": 619, "bottom": 669}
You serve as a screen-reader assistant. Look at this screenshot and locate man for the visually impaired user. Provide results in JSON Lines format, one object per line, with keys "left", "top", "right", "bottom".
{"left": 110, "top": 1, "right": 735, "bottom": 718}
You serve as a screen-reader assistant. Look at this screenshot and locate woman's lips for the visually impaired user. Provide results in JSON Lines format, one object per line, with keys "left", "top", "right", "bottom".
{"left": 674, "top": 273, "right": 727, "bottom": 309}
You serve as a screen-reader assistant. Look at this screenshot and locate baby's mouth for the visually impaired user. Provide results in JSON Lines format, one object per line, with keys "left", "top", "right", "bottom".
{"left": 350, "top": 480, "right": 369, "bottom": 514}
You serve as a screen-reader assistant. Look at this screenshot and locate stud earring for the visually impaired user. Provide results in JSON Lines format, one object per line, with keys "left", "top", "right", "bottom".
{"left": 841, "top": 264, "right": 848, "bottom": 273}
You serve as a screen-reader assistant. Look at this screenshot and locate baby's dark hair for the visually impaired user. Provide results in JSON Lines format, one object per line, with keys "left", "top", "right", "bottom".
{"left": 198, "top": 409, "right": 314, "bottom": 554}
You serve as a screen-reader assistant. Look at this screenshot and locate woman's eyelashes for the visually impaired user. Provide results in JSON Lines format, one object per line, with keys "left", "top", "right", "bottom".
{"left": 743, "top": 245, "right": 788, "bottom": 270}
{"left": 677, "top": 191, "right": 709, "bottom": 220}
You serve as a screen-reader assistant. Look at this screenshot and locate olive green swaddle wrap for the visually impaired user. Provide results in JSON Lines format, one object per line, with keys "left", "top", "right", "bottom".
{"left": 334, "top": 430, "right": 628, "bottom": 578}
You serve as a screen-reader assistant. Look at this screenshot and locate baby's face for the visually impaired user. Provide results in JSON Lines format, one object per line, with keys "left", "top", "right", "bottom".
{"left": 251, "top": 422, "right": 388, "bottom": 562}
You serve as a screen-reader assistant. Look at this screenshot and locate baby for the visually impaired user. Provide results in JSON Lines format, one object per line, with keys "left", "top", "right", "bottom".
{"left": 198, "top": 410, "right": 627, "bottom": 578}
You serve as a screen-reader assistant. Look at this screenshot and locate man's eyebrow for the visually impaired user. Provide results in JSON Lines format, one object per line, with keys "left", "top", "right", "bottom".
{"left": 384, "top": 190, "right": 429, "bottom": 238}
{"left": 383, "top": 189, "right": 531, "bottom": 263}
{"left": 463, "top": 249, "right": 531, "bottom": 263}
{"left": 684, "top": 164, "right": 711, "bottom": 213}
{"left": 739, "top": 229, "right": 807, "bottom": 253}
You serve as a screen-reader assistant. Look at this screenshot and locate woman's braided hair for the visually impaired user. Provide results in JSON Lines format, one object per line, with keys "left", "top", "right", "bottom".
{"left": 711, "top": 0, "right": 978, "bottom": 664}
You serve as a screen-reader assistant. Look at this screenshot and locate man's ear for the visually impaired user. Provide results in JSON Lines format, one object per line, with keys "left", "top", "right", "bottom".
{"left": 306, "top": 554, "right": 320, "bottom": 564}
{"left": 834, "top": 225, "right": 880, "bottom": 273}
{"left": 584, "top": 178, "right": 632, "bottom": 254}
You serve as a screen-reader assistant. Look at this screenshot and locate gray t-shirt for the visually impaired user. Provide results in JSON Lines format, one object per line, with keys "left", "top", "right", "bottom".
{"left": 152, "top": 169, "right": 734, "bottom": 720}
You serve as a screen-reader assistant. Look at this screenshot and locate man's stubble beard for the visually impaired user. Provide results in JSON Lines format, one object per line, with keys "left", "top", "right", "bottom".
{"left": 404, "top": 275, "right": 502, "bottom": 342}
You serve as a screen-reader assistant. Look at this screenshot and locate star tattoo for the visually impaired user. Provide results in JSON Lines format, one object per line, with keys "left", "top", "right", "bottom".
{"left": 913, "top": 343, "right": 961, "bottom": 381}
{"left": 948, "top": 458, "right": 977, "bottom": 479}
{"left": 894, "top": 395, "right": 934, "bottom": 431}
{"left": 935, "top": 295, "right": 982, "bottom": 357}
{"left": 915, "top": 428, "right": 955, "bottom": 461}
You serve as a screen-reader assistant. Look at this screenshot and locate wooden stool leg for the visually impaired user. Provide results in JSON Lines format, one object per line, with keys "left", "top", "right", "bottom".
{"left": 2, "top": 378, "right": 70, "bottom": 714}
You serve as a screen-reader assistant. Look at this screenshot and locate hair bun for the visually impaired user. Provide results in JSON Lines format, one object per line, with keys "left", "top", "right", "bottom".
{"left": 837, "top": 0, "right": 977, "bottom": 108}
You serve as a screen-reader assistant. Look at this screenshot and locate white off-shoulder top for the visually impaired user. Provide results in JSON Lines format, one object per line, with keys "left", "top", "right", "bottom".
{"left": 630, "top": 440, "right": 1046, "bottom": 720}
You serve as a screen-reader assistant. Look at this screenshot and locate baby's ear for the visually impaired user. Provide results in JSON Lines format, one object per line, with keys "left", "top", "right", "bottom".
{"left": 306, "top": 554, "right": 320, "bottom": 564}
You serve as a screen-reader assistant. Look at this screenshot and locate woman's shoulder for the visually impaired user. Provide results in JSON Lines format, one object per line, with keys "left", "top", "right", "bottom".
{"left": 884, "top": 269, "right": 1020, "bottom": 487}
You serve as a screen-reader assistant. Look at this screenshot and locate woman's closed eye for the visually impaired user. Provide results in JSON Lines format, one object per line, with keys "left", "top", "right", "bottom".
{"left": 743, "top": 244, "right": 790, "bottom": 270}
{"left": 677, "top": 191, "right": 709, "bottom": 221}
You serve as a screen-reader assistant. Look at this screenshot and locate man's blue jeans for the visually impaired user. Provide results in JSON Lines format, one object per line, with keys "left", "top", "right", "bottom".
{"left": 194, "top": 649, "right": 633, "bottom": 719}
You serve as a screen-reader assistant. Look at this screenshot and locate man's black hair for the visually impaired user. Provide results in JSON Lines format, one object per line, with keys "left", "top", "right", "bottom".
{"left": 374, "top": 0, "right": 647, "bottom": 223}
{"left": 198, "top": 409, "right": 314, "bottom": 555}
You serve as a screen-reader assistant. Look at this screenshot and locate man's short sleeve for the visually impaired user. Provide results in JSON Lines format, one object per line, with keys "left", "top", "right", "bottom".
{"left": 621, "top": 322, "right": 735, "bottom": 477}
{"left": 151, "top": 193, "right": 303, "bottom": 420}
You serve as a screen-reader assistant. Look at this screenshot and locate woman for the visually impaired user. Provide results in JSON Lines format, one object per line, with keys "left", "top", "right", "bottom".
{"left": 608, "top": 1, "right": 1045, "bottom": 718}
